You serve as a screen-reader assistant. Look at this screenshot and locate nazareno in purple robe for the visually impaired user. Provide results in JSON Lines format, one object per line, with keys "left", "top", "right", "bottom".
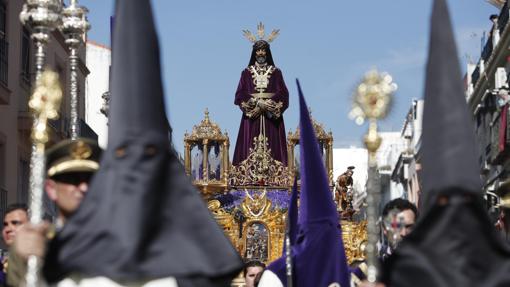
{"left": 233, "top": 67, "right": 289, "bottom": 166}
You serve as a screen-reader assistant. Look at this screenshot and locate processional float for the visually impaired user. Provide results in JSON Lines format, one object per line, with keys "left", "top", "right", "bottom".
{"left": 183, "top": 25, "right": 373, "bottom": 287}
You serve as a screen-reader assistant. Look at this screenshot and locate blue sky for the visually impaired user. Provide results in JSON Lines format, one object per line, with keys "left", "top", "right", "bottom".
{"left": 81, "top": 0, "right": 497, "bottom": 154}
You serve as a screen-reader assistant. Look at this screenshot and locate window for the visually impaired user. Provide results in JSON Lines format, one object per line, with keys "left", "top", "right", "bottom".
{"left": 0, "top": 138, "right": 5, "bottom": 220}
{"left": 21, "top": 27, "right": 31, "bottom": 86}
{"left": 0, "top": 1, "right": 6, "bottom": 38}
{"left": 0, "top": 1, "right": 7, "bottom": 86}
{"left": 0, "top": 140, "right": 5, "bottom": 189}
{"left": 17, "top": 159, "right": 29, "bottom": 204}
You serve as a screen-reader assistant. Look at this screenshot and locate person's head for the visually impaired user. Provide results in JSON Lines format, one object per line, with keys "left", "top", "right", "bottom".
{"left": 248, "top": 40, "right": 274, "bottom": 66}
{"left": 244, "top": 260, "right": 266, "bottom": 287}
{"left": 382, "top": 198, "right": 418, "bottom": 238}
{"left": 255, "top": 48, "right": 267, "bottom": 65}
{"left": 45, "top": 139, "right": 101, "bottom": 220}
{"left": 2, "top": 203, "right": 29, "bottom": 246}
{"left": 490, "top": 14, "right": 499, "bottom": 24}
{"left": 346, "top": 166, "right": 355, "bottom": 177}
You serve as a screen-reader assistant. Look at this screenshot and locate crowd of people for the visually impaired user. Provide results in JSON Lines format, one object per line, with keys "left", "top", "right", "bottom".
{"left": 0, "top": 165, "right": 421, "bottom": 287}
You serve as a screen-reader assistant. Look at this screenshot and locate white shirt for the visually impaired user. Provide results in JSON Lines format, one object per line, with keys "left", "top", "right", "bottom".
{"left": 55, "top": 276, "right": 178, "bottom": 287}
{"left": 257, "top": 270, "right": 284, "bottom": 287}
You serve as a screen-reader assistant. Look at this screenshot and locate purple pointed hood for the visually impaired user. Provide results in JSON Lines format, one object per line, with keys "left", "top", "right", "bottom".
{"left": 266, "top": 80, "right": 350, "bottom": 287}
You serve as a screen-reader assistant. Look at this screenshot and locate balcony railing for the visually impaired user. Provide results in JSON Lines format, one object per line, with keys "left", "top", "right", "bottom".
{"left": 0, "top": 37, "right": 8, "bottom": 87}
{"left": 471, "top": 66, "right": 480, "bottom": 87}
{"left": 470, "top": 1, "right": 510, "bottom": 89}
{"left": 481, "top": 36, "right": 494, "bottom": 63}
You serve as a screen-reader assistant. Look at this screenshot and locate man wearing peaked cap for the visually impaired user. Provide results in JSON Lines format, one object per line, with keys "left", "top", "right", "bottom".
{"left": 45, "top": 138, "right": 102, "bottom": 223}
{"left": 7, "top": 138, "right": 102, "bottom": 286}
{"left": 46, "top": 139, "right": 101, "bottom": 177}
{"left": 43, "top": 0, "right": 243, "bottom": 285}
{"left": 381, "top": 0, "right": 510, "bottom": 286}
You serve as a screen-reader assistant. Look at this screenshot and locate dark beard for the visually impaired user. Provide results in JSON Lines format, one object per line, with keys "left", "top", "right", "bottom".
{"left": 256, "top": 56, "right": 266, "bottom": 65}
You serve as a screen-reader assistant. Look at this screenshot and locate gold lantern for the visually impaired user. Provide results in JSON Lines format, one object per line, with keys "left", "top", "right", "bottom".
{"left": 184, "top": 109, "right": 230, "bottom": 195}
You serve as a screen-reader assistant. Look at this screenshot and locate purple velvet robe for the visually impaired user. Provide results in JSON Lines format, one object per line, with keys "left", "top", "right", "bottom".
{"left": 233, "top": 67, "right": 289, "bottom": 166}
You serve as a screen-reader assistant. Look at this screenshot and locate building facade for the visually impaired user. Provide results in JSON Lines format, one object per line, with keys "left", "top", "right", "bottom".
{"left": 391, "top": 99, "right": 424, "bottom": 207}
{"left": 0, "top": 0, "right": 93, "bottom": 214}
{"left": 466, "top": 1, "right": 510, "bottom": 206}
{"left": 376, "top": 132, "right": 406, "bottom": 206}
{"left": 85, "top": 41, "right": 110, "bottom": 149}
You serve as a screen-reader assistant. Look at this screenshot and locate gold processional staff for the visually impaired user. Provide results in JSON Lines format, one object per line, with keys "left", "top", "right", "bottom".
{"left": 349, "top": 69, "right": 397, "bottom": 284}
{"left": 25, "top": 70, "right": 62, "bottom": 287}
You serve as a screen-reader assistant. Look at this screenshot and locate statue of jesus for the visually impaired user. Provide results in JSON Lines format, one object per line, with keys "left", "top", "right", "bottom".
{"left": 232, "top": 23, "right": 289, "bottom": 166}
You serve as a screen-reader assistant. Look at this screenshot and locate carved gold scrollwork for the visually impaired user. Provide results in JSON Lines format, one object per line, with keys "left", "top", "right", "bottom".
{"left": 341, "top": 220, "right": 368, "bottom": 264}
{"left": 207, "top": 192, "right": 287, "bottom": 264}
{"left": 184, "top": 109, "right": 228, "bottom": 141}
{"left": 229, "top": 134, "right": 290, "bottom": 187}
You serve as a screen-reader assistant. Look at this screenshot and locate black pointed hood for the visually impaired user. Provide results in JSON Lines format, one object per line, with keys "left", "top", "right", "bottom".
{"left": 43, "top": 0, "right": 243, "bottom": 283}
{"left": 420, "top": 0, "right": 481, "bottom": 210}
{"left": 107, "top": 0, "right": 169, "bottom": 147}
{"left": 381, "top": 1, "right": 510, "bottom": 286}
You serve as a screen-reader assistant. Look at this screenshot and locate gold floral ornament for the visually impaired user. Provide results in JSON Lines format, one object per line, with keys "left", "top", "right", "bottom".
{"left": 349, "top": 69, "right": 396, "bottom": 283}
{"left": 70, "top": 141, "right": 93, "bottom": 160}
{"left": 349, "top": 69, "right": 397, "bottom": 126}
{"left": 29, "top": 70, "right": 63, "bottom": 144}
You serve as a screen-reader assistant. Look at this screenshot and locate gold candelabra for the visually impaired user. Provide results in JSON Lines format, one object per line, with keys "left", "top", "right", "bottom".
{"left": 350, "top": 69, "right": 397, "bottom": 283}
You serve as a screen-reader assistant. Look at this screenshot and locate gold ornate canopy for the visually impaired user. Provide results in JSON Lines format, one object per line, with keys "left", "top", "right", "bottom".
{"left": 184, "top": 109, "right": 230, "bottom": 195}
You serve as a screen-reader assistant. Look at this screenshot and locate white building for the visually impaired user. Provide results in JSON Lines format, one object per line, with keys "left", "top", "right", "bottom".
{"left": 377, "top": 131, "right": 406, "bottom": 203}
{"left": 85, "top": 41, "right": 111, "bottom": 148}
{"left": 391, "top": 99, "right": 424, "bottom": 206}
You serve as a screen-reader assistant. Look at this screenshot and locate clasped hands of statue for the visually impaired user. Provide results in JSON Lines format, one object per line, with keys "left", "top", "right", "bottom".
{"left": 242, "top": 96, "right": 283, "bottom": 119}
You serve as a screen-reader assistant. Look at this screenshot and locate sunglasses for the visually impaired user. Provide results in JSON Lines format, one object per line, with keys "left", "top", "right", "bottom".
{"left": 51, "top": 172, "right": 93, "bottom": 186}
